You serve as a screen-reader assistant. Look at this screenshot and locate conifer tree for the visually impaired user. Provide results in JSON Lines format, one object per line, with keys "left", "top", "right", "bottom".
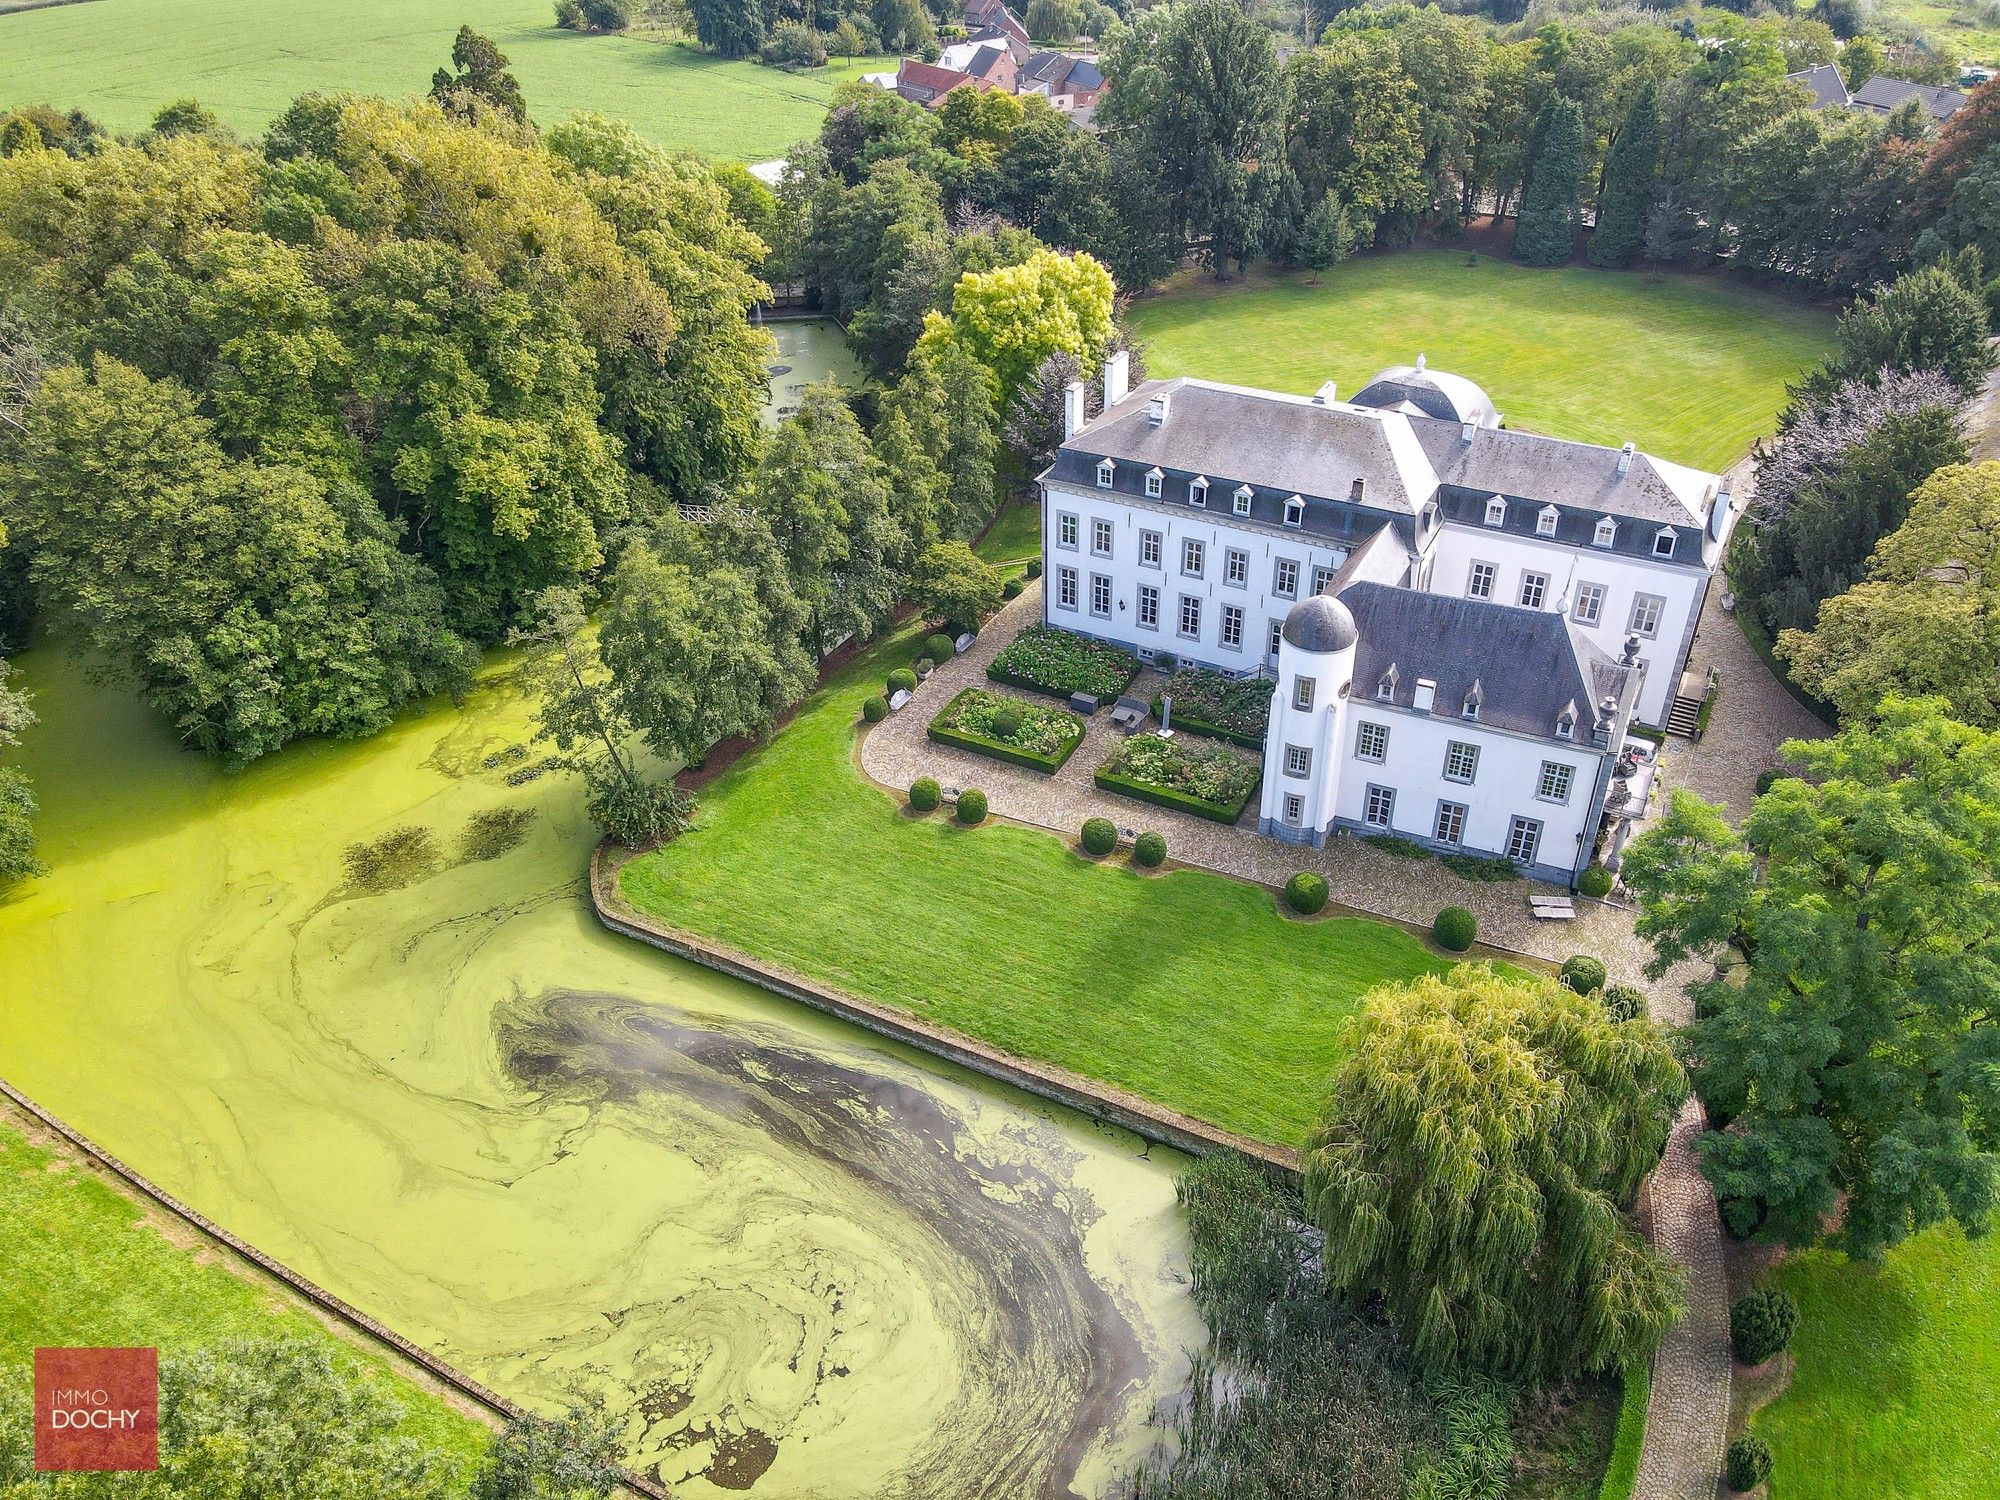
{"left": 1513, "top": 95, "right": 1585, "bottom": 268}
{"left": 1589, "top": 83, "right": 1658, "bottom": 270}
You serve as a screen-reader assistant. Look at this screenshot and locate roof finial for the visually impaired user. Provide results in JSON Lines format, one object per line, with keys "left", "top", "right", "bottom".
{"left": 1415, "top": 352, "right": 1427, "bottom": 373}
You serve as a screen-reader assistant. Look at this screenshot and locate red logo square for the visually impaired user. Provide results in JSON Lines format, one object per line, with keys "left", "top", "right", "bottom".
{"left": 33, "top": 1348, "right": 159, "bottom": 1471}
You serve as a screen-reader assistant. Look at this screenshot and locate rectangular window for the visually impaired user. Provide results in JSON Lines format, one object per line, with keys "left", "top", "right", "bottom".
{"left": 1189, "top": 479, "right": 1208, "bottom": 508}
{"left": 1294, "top": 676, "right": 1315, "bottom": 711}
{"left": 1092, "top": 518, "right": 1113, "bottom": 556}
{"left": 1056, "top": 566, "right": 1078, "bottom": 611}
{"left": 1225, "top": 547, "right": 1248, "bottom": 586}
{"left": 1310, "top": 564, "right": 1336, "bottom": 596}
{"left": 1284, "top": 744, "right": 1311, "bottom": 778}
{"left": 1137, "top": 583, "right": 1160, "bottom": 629}
{"left": 1653, "top": 529, "right": 1677, "bottom": 558}
{"left": 1537, "top": 761, "right": 1574, "bottom": 804}
{"left": 1182, "top": 538, "right": 1205, "bottom": 577}
{"left": 1630, "top": 593, "right": 1665, "bottom": 638}
{"left": 1233, "top": 489, "right": 1253, "bottom": 517}
{"left": 1268, "top": 618, "right": 1284, "bottom": 657}
{"left": 1507, "top": 816, "right": 1543, "bottom": 865}
{"left": 1443, "top": 741, "right": 1479, "bottom": 784}
{"left": 1139, "top": 529, "right": 1162, "bottom": 568}
{"left": 1274, "top": 558, "right": 1299, "bottom": 598}
{"left": 1433, "top": 800, "right": 1467, "bottom": 846}
{"left": 1355, "top": 721, "right": 1388, "bottom": 762}
{"left": 1519, "top": 572, "right": 1548, "bottom": 610}
{"left": 1178, "top": 594, "right": 1201, "bottom": 639}
{"left": 1364, "top": 784, "right": 1395, "bottom": 829}
{"left": 1468, "top": 561, "right": 1496, "bottom": 600}
{"left": 1144, "top": 471, "right": 1162, "bottom": 498}
{"left": 1220, "top": 603, "right": 1245, "bottom": 649}
{"left": 1573, "top": 582, "right": 1606, "bottom": 625}
{"left": 1090, "top": 572, "right": 1112, "bottom": 618}
{"left": 1283, "top": 793, "right": 1305, "bottom": 826}
{"left": 1057, "top": 512, "right": 1078, "bottom": 549}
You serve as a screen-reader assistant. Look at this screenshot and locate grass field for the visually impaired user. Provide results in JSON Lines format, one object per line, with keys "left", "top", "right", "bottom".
{"left": 1126, "top": 254, "right": 1836, "bottom": 474}
{"left": 619, "top": 534, "right": 1453, "bottom": 1147}
{"left": 1878, "top": 0, "right": 2000, "bottom": 68}
{"left": 1750, "top": 1227, "right": 2000, "bottom": 1500}
{"left": 0, "top": 1117, "right": 486, "bottom": 1473}
{"left": 0, "top": 0, "right": 887, "bottom": 159}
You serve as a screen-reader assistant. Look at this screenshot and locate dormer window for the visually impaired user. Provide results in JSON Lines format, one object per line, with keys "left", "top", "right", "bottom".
{"left": 1144, "top": 467, "right": 1164, "bottom": 499}
{"left": 1233, "top": 486, "right": 1253, "bottom": 517}
{"left": 1594, "top": 516, "right": 1617, "bottom": 548}
{"left": 1653, "top": 527, "right": 1677, "bottom": 559}
{"left": 1412, "top": 678, "right": 1438, "bottom": 714}
{"left": 1376, "top": 664, "right": 1399, "bottom": 701}
{"left": 1536, "top": 506, "right": 1559, "bottom": 538}
{"left": 1484, "top": 496, "right": 1507, "bottom": 527}
{"left": 1096, "top": 459, "right": 1115, "bottom": 489}
{"left": 1283, "top": 494, "right": 1305, "bottom": 527}
{"left": 1189, "top": 476, "right": 1208, "bottom": 508}
{"left": 1462, "top": 679, "right": 1483, "bottom": 720}
{"left": 1556, "top": 709, "right": 1576, "bottom": 740}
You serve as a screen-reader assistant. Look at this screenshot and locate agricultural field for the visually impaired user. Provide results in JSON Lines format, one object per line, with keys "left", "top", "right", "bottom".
{"left": 0, "top": 0, "right": 887, "bottom": 160}
{"left": 1127, "top": 253, "right": 1837, "bottom": 474}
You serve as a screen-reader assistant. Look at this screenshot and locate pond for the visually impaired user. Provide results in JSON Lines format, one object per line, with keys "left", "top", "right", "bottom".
{"left": 759, "top": 318, "right": 866, "bottom": 425}
{"left": 0, "top": 647, "right": 1200, "bottom": 1498}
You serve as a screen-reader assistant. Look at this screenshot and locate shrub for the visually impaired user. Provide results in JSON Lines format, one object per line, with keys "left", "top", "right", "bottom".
{"left": 1725, "top": 1435, "right": 1773, "bottom": 1493}
{"left": 861, "top": 694, "right": 888, "bottom": 723}
{"left": 1720, "top": 1196, "right": 1766, "bottom": 1240}
{"left": 1560, "top": 955, "right": 1608, "bottom": 995}
{"left": 1002, "top": 576, "right": 1025, "bottom": 599}
{"left": 759, "top": 18, "right": 828, "bottom": 64}
{"left": 913, "top": 656, "right": 935, "bottom": 675}
{"left": 955, "top": 787, "right": 987, "bottom": 824}
{"left": 1081, "top": 816, "right": 1118, "bottom": 856}
{"left": 1433, "top": 905, "right": 1478, "bottom": 951}
{"left": 908, "top": 776, "right": 941, "bottom": 812}
{"left": 1602, "top": 983, "right": 1648, "bottom": 1023}
{"left": 1577, "top": 863, "right": 1614, "bottom": 898}
{"left": 991, "top": 704, "right": 1026, "bottom": 740}
{"left": 1099, "top": 733, "right": 1259, "bottom": 808}
{"left": 886, "top": 667, "right": 917, "bottom": 695}
{"left": 1150, "top": 650, "right": 1177, "bottom": 675}
{"left": 1439, "top": 852, "right": 1521, "bottom": 882}
{"left": 1731, "top": 1289, "right": 1799, "bottom": 1366}
{"left": 1754, "top": 766, "right": 1792, "bottom": 796}
{"left": 926, "top": 632, "right": 957, "bottom": 664}
{"left": 1026, "top": 558, "right": 1043, "bottom": 579}
{"left": 988, "top": 624, "right": 1139, "bottom": 700}
{"left": 1154, "top": 666, "right": 1274, "bottom": 742}
{"left": 1133, "top": 830, "right": 1166, "bottom": 868}
{"left": 1285, "top": 871, "right": 1330, "bottom": 915}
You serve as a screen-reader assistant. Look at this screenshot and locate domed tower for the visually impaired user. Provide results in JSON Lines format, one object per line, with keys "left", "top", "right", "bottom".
{"left": 1259, "top": 593, "right": 1359, "bottom": 846}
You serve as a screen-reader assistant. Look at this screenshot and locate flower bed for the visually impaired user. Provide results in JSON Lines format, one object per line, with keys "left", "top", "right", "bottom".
{"left": 927, "top": 687, "right": 1086, "bottom": 773}
{"left": 1152, "top": 667, "right": 1273, "bottom": 748}
{"left": 1095, "top": 733, "right": 1261, "bottom": 824}
{"left": 987, "top": 625, "right": 1139, "bottom": 702}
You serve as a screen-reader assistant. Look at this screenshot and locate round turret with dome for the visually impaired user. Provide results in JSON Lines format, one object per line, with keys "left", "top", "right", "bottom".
{"left": 1259, "top": 593, "right": 1361, "bottom": 845}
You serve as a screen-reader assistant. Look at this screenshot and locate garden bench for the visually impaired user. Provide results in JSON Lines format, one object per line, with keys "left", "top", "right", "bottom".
{"left": 954, "top": 631, "right": 976, "bottom": 654}
{"left": 1109, "top": 696, "right": 1149, "bottom": 732}
{"left": 887, "top": 689, "right": 911, "bottom": 712}
{"left": 1529, "top": 894, "right": 1576, "bottom": 921}
{"left": 1068, "top": 692, "right": 1100, "bottom": 715}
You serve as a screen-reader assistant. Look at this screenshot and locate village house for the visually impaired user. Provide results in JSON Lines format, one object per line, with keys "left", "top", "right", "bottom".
{"left": 1036, "top": 356, "right": 1727, "bottom": 883}
{"left": 1784, "top": 62, "right": 1968, "bottom": 122}
{"left": 888, "top": 2, "right": 1103, "bottom": 115}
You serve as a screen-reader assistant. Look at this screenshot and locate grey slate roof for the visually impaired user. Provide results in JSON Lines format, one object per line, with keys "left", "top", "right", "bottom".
{"left": 1411, "top": 420, "right": 1716, "bottom": 529}
{"left": 1850, "top": 75, "right": 1967, "bottom": 121}
{"left": 1282, "top": 594, "right": 1358, "bottom": 653}
{"left": 1351, "top": 364, "right": 1497, "bottom": 427}
{"left": 1786, "top": 63, "right": 1852, "bottom": 109}
{"left": 1339, "top": 581, "right": 1631, "bottom": 744}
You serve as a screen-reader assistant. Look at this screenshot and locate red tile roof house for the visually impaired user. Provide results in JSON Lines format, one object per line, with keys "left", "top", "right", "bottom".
{"left": 894, "top": 57, "right": 998, "bottom": 107}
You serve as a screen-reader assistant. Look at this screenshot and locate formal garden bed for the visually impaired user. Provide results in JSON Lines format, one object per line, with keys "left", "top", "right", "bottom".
{"left": 987, "top": 625, "right": 1139, "bottom": 701}
{"left": 1152, "top": 666, "right": 1273, "bottom": 748}
{"left": 1095, "top": 733, "right": 1262, "bottom": 824}
{"left": 926, "top": 688, "right": 1085, "bottom": 774}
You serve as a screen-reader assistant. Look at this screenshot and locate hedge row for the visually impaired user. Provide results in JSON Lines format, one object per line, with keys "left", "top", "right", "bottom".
{"left": 927, "top": 701, "right": 1084, "bottom": 773}
{"left": 1148, "top": 697, "right": 1265, "bottom": 749}
{"left": 1092, "top": 767, "right": 1258, "bottom": 825}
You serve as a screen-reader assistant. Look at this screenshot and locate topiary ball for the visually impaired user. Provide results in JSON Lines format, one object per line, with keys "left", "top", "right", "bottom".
{"left": 1133, "top": 831, "right": 1167, "bottom": 868}
{"left": 1081, "top": 817, "right": 1118, "bottom": 857}
{"left": 991, "top": 704, "right": 1026, "bottom": 741}
{"left": 861, "top": 693, "right": 889, "bottom": 723}
{"left": 908, "top": 777, "right": 941, "bottom": 813}
{"left": 1602, "top": 983, "right": 1648, "bottom": 1023}
{"left": 1433, "top": 905, "right": 1477, "bottom": 952}
{"left": 1560, "top": 955, "right": 1608, "bottom": 996}
{"left": 1002, "top": 577, "right": 1025, "bottom": 600}
{"left": 1730, "top": 1288, "right": 1798, "bottom": 1366}
{"left": 886, "top": 667, "right": 917, "bottom": 695}
{"left": 1724, "top": 1435, "right": 1772, "bottom": 1493}
{"left": 926, "top": 632, "right": 956, "bottom": 664}
{"left": 955, "top": 788, "right": 987, "bottom": 825}
{"left": 1151, "top": 650, "right": 1177, "bottom": 676}
{"left": 1026, "top": 559, "right": 1042, "bottom": 579}
{"left": 1284, "top": 871, "right": 1329, "bottom": 916}
{"left": 1754, "top": 766, "right": 1789, "bottom": 797}
{"left": 1577, "top": 863, "right": 1614, "bottom": 899}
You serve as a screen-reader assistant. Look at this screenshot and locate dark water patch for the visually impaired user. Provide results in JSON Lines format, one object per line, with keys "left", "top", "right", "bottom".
{"left": 458, "top": 807, "right": 535, "bottom": 863}
{"left": 343, "top": 825, "right": 442, "bottom": 892}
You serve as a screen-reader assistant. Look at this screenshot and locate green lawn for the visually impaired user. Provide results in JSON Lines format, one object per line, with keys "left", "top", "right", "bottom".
{"left": 1751, "top": 1227, "right": 2000, "bottom": 1500}
{"left": 1125, "top": 254, "right": 1836, "bottom": 474}
{"left": 975, "top": 501, "right": 1043, "bottom": 568}
{"left": 0, "top": 0, "right": 888, "bottom": 159}
{"left": 0, "top": 1119, "right": 487, "bottom": 1472}
{"left": 620, "top": 623, "right": 1453, "bottom": 1147}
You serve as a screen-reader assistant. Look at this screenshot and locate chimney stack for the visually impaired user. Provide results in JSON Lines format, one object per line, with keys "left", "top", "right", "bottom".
{"left": 1147, "top": 392, "right": 1171, "bottom": 427}
{"left": 1459, "top": 420, "right": 1475, "bottom": 444}
{"left": 1616, "top": 441, "right": 1634, "bottom": 476}
{"left": 1349, "top": 477, "right": 1366, "bottom": 503}
{"left": 1312, "top": 380, "right": 1339, "bottom": 405}
{"left": 1104, "top": 349, "right": 1131, "bottom": 409}
{"left": 1062, "top": 380, "right": 1086, "bottom": 440}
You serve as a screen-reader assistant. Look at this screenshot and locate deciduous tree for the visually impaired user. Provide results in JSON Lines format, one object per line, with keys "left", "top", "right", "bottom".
{"left": 915, "top": 246, "right": 1112, "bottom": 401}
{"left": 908, "top": 541, "right": 1002, "bottom": 630}
{"left": 430, "top": 27, "right": 528, "bottom": 123}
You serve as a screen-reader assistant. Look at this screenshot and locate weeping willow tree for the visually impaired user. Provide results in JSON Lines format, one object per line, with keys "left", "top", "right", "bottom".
{"left": 1303, "top": 964, "right": 1687, "bottom": 1382}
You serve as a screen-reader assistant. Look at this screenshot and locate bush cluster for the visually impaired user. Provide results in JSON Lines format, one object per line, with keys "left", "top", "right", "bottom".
{"left": 1285, "top": 871, "right": 1329, "bottom": 915}
{"left": 1156, "top": 666, "right": 1274, "bottom": 740}
{"left": 1577, "top": 863, "right": 1614, "bottom": 898}
{"left": 1725, "top": 1435, "right": 1773, "bottom": 1493}
{"left": 1602, "top": 983, "right": 1648, "bottom": 1023}
{"left": 1133, "top": 830, "right": 1166, "bottom": 868}
{"left": 1080, "top": 817, "right": 1118, "bottom": 856}
{"left": 1433, "top": 906, "right": 1478, "bottom": 952}
{"left": 861, "top": 693, "right": 889, "bottom": 723}
{"left": 886, "top": 667, "right": 917, "bottom": 695}
{"left": 991, "top": 703, "right": 1026, "bottom": 740}
{"left": 1755, "top": 766, "right": 1792, "bottom": 796}
{"left": 955, "top": 787, "right": 987, "bottom": 825}
{"left": 1099, "top": 732, "right": 1259, "bottom": 807}
{"left": 908, "top": 776, "right": 940, "bottom": 812}
{"left": 1002, "top": 576, "right": 1025, "bottom": 600}
{"left": 926, "top": 632, "right": 957, "bottom": 664}
{"left": 1560, "top": 955, "right": 1608, "bottom": 995}
{"left": 931, "top": 688, "right": 1078, "bottom": 756}
{"left": 1730, "top": 1288, "right": 1798, "bottom": 1366}
{"left": 988, "top": 624, "right": 1139, "bottom": 701}
{"left": 759, "top": 18, "right": 828, "bottom": 65}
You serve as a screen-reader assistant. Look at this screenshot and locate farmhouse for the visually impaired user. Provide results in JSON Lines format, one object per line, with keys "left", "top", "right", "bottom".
{"left": 1037, "top": 356, "right": 1729, "bottom": 883}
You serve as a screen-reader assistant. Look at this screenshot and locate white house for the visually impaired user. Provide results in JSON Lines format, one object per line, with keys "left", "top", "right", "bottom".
{"left": 1035, "top": 354, "right": 1727, "bottom": 884}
